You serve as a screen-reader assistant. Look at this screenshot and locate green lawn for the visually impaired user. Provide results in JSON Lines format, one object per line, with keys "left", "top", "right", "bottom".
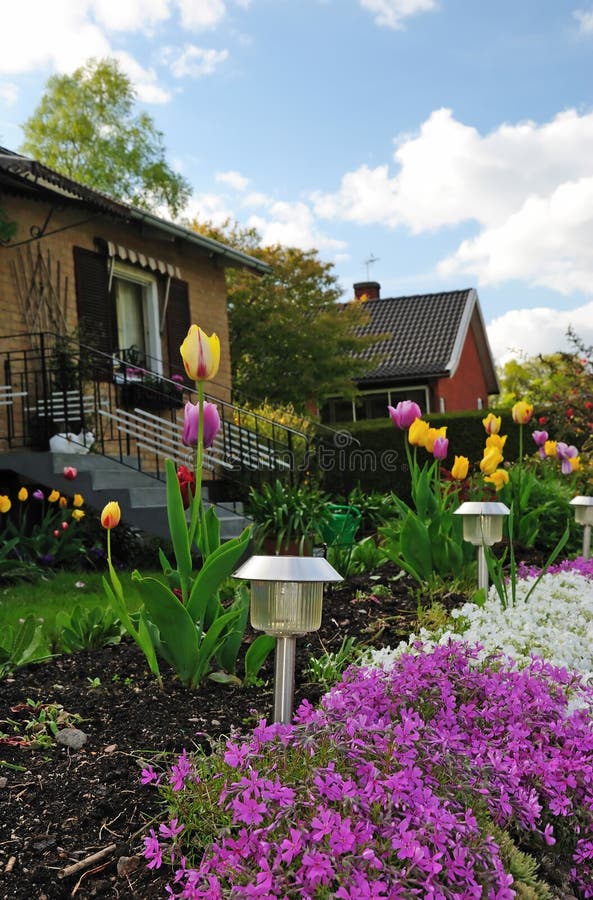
{"left": 0, "top": 570, "right": 150, "bottom": 640}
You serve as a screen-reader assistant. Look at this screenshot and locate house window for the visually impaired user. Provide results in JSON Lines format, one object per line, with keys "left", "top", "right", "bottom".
{"left": 321, "top": 387, "right": 429, "bottom": 424}
{"left": 112, "top": 264, "right": 161, "bottom": 375}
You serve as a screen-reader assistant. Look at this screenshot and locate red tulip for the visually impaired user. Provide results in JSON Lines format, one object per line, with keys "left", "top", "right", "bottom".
{"left": 63, "top": 467, "right": 77, "bottom": 480}
{"left": 177, "top": 465, "right": 196, "bottom": 509}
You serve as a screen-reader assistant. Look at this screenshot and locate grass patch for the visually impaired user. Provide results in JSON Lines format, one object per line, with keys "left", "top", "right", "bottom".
{"left": 0, "top": 570, "right": 153, "bottom": 642}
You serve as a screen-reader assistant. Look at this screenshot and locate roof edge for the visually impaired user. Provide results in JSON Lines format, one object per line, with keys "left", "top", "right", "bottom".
{"left": 0, "top": 148, "right": 270, "bottom": 276}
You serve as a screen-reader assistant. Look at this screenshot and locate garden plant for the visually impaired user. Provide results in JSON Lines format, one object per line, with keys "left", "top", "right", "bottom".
{"left": 2, "top": 387, "right": 593, "bottom": 898}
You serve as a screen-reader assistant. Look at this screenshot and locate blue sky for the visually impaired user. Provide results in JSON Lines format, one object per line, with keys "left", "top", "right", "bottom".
{"left": 2, "top": 0, "right": 593, "bottom": 365}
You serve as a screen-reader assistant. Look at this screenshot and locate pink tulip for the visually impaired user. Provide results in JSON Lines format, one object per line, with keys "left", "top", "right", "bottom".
{"left": 33, "top": 489, "right": 45, "bottom": 500}
{"left": 388, "top": 401, "right": 422, "bottom": 430}
{"left": 182, "top": 401, "right": 221, "bottom": 449}
{"left": 432, "top": 436, "right": 449, "bottom": 460}
{"left": 63, "top": 467, "right": 77, "bottom": 480}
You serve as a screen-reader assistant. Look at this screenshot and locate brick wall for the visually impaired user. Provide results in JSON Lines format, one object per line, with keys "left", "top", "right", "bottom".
{"left": 0, "top": 194, "right": 233, "bottom": 403}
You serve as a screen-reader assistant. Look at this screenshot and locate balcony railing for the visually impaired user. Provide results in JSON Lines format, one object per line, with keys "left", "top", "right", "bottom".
{"left": 0, "top": 332, "right": 313, "bottom": 493}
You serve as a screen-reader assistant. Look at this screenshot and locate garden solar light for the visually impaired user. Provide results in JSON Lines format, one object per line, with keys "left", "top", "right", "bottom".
{"left": 232, "top": 555, "right": 343, "bottom": 724}
{"left": 570, "top": 496, "right": 593, "bottom": 558}
{"left": 454, "top": 501, "right": 510, "bottom": 594}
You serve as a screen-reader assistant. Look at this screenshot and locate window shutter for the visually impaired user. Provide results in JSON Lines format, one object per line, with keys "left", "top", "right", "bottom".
{"left": 166, "top": 278, "right": 191, "bottom": 382}
{"left": 73, "top": 246, "right": 116, "bottom": 361}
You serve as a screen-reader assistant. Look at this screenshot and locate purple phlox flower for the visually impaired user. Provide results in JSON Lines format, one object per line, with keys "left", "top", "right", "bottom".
{"left": 298, "top": 850, "right": 335, "bottom": 888}
{"left": 556, "top": 441, "right": 579, "bottom": 474}
{"left": 141, "top": 764, "right": 161, "bottom": 786}
{"left": 169, "top": 749, "right": 192, "bottom": 791}
{"left": 182, "top": 400, "right": 221, "bottom": 449}
{"left": 223, "top": 740, "right": 250, "bottom": 768}
{"left": 278, "top": 827, "right": 303, "bottom": 865}
{"left": 432, "top": 435, "right": 449, "bottom": 460}
{"left": 32, "top": 489, "right": 45, "bottom": 500}
{"left": 172, "top": 373, "right": 184, "bottom": 383}
{"left": 388, "top": 400, "right": 422, "bottom": 429}
{"left": 159, "top": 818, "right": 184, "bottom": 839}
{"left": 143, "top": 829, "right": 163, "bottom": 869}
{"left": 231, "top": 793, "right": 268, "bottom": 825}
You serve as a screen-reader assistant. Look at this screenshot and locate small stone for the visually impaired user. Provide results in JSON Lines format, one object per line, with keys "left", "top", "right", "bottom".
{"left": 103, "top": 744, "right": 117, "bottom": 754}
{"left": 0, "top": 777, "right": 8, "bottom": 789}
{"left": 55, "top": 728, "right": 88, "bottom": 750}
{"left": 211, "top": 719, "right": 221, "bottom": 726}
{"left": 117, "top": 855, "right": 140, "bottom": 878}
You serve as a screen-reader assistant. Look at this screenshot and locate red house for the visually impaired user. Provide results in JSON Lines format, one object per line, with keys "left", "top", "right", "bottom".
{"left": 322, "top": 281, "right": 499, "bottom": 423}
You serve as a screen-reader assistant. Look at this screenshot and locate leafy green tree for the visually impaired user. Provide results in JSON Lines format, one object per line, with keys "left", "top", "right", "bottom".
{"left": 21, "top": 58, "right": 190, "bottom": 217}
{"left": 493, "top": 328, "right": 593, "bottom": 446}
{"left": 193, "top": 219, "right": 380, "bottom": 413}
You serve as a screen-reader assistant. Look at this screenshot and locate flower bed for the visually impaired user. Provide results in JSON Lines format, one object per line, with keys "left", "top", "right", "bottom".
{"left": 148, "top": 641, "right": 593, "bottom": 898}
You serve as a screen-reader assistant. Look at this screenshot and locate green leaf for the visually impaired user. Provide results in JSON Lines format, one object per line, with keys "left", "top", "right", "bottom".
{"left": 399, "top": 513, "right": 433, "bottom": 582}
{"left": 189, "top": 609, "right": 241, "bottom": 686}
{"left": 186, "top": 526, "right": 251, "bottom": 623}
{"left": 245, "top": 634, "right": 276, "bottom": 683}
{"left": 165, "top": 457, "right": 192, "bottom": 597}
{"left": 139, "top": 577, "right": 200, "bottom": 685}
{"left": 216, "top": 585, "right": 250, "bottom": 675}
{"left": 199, "top": 504, "right": 221, "bottom": 558}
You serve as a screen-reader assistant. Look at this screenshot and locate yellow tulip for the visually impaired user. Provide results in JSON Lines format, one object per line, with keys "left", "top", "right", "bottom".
{"left": 180, "top": 325, "right": 221, "bottom": 382}
{"left": 73, "top": 494, "right": 84, "bottom": 508}
{"left": 485, "top": 433, "right": 507, "bottom": 451}
{"left": 101, "top": 501, "right": 121, "bottom": 530}
{"left": 451, "top": 455, "right": 469, "bottom": 480}
{"left": 71, "top": 509, "right": 85, "bottom": 521}
{"left": 544, "top": 440, "right": 557, "bottom": 458}
{"left": 0, "top": 495, "right": 11, "bottom": 513}
{"left": 480, "top": 445, "right": 503, "bottom": 475}
{"left": 408, "top": 417, "right": 430, "bottom": 447}
{"left": 511, "top": 400, "right": 533, "bottom": 425}
{"left": 424, "top": 426, "right": 447, "bottom": 454}
{"left": 482, "top": 413, "right": 501, "bottom": 435}
{"left": 484, "top": 469, "right": 509, "bottom": 491}
{"left": 18, "top": 487, "right": 28, "bottom": 502}
{"left": 48, "top": 489, "right": 60, "bottom": 503}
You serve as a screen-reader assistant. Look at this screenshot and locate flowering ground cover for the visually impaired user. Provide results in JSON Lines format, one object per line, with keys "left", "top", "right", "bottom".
{"left": 0, "top": 562, "right": 425, "bottom": 899}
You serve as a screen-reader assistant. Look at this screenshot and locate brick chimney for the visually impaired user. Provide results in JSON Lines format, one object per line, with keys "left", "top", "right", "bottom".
{"left": 353, "top": 281, "right": 380, "bottom": 301}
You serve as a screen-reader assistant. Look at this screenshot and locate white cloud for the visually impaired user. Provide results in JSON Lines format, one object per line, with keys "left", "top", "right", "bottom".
{"left": 175, "top": 0, "right": 227, "bottom": 30}
{"left": 184, "top": 191, "right": 236, "bottom": 226}
{"left": 91, "top": 0, "right": 171, "bottom": 32}
{"left": 0, "top": 82, "right": 18, "bottom": 106}
{"left": 487, "top": 302, "right": 593, "bottom": 367}
{"left": 215, "top": 169, "right": 250, "bottom": 190}
{"left": 163, "top": 44, "right": 229, "bottom": 77}
{"left": 359, "top": 0, "right": 438, "bottom": 29}
{"left": 248, "top": 200, "right": 347, "bottom": 255}
{"left": 314, "top": 107, "right": 593, "bottom": 297}
{"left": 0, "top": 2, "right": 171, "bottom": 103}
{"left": 574, "top": 7, "right": 593, "bottom": 33}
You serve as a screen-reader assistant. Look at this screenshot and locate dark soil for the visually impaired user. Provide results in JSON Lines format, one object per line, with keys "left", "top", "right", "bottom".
{"left": 0, "top": 563, "right": 450, "bottom": 900}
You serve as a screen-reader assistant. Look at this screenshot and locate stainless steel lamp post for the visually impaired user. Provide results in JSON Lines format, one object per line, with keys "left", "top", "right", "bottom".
{"left": 232, "top": 555, "right": 343, "bottom": 724}
{"left": 570, "top": 496, "right": 593, "bottom": 558}
{"left": 454, "top": 501, "right": 510, "bottom": 593}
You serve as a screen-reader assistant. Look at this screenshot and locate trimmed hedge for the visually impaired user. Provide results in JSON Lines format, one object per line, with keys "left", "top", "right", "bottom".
{"left": 316, "top": 409, "right": 525, "bottom": 498}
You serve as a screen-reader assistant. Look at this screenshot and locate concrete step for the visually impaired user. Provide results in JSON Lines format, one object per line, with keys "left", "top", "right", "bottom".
{"left": 4, "top": 450, "right": 251, "bottom": 542}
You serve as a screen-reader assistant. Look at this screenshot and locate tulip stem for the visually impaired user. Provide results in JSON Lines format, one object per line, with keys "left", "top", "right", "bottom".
{"left": 188, "top": 382, "right": 210, "bottom": 558}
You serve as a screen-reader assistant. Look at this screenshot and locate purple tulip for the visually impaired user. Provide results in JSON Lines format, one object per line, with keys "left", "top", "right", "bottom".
{"left": 388, "top": 400, "right": 422, "bottom": 430}
{"left": 556, "top": 441, "right": 579, "bottom": 475}
{"left": 33, "top": 489, "right": 45, "bottom": 500}
{"left": 182, "top": 401, "right": 221, "bottom": 449}
{"left": 432, "top": 436, "right": 449, "bottom": 460}
{"left": 532, "top": 430, "right": 548, "bottom": 459}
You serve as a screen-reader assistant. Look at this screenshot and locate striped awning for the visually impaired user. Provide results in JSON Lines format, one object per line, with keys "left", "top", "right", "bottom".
{"left": 106, "top": 241, "right": 181, "bottom": 279}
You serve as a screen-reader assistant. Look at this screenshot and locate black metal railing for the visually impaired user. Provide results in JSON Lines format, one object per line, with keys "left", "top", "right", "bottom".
{"left": 0, "top": 333, "right": 313, "bottom": 494}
